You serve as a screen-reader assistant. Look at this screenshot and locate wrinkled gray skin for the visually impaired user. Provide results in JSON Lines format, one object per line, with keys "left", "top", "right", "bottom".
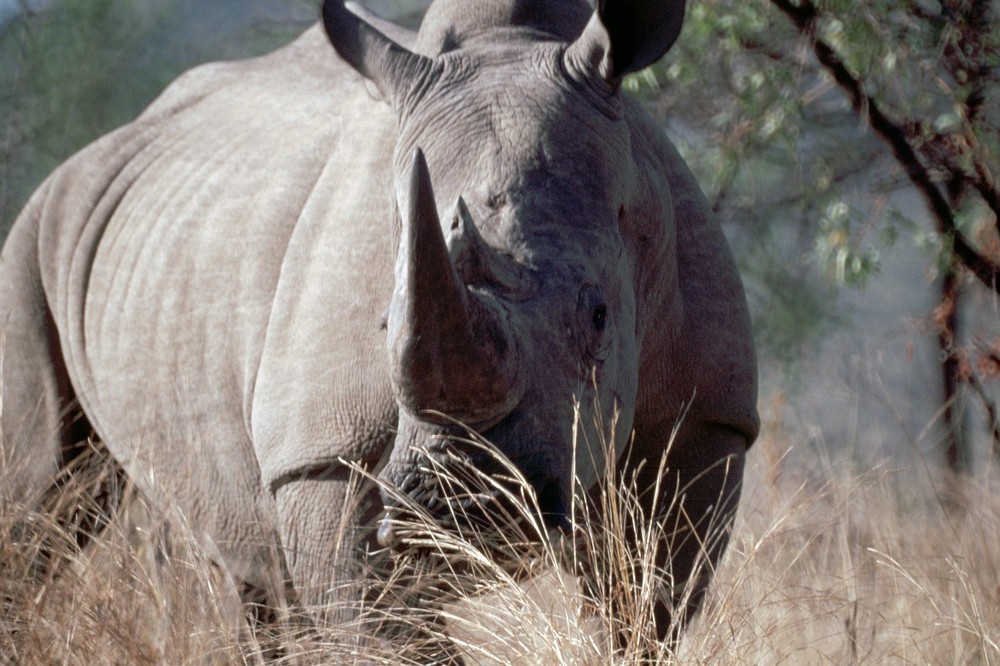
{"left": 0, "top": 0, "right": 757, "bottom": 642}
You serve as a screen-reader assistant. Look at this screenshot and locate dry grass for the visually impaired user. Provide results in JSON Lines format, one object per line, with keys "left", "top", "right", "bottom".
{"left": 2, "top": 416, "right": 999, "bottom": 664}
{"left": 680, "top": 434, "right": 1000, "bottom": 665}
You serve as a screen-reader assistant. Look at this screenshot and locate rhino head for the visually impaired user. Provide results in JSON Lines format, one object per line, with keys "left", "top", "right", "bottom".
{"left": 322, "top": 0, "right": 685, "bottom": 549}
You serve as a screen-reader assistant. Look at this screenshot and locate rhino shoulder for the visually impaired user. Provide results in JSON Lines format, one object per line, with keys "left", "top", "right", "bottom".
{"left": 623, "top": 96, "right": 759, "bottom": 444}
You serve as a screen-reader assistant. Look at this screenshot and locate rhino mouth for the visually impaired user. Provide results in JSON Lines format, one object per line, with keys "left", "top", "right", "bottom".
{"left": 375, "top": 443, "right": 570, "bottom": 570}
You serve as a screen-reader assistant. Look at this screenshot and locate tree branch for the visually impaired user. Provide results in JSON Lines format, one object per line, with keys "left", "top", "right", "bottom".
{"left": 939, "top": 0, "right": 1000, "bottom": 230}
{"left": 770, "top": 0, "right": 1000, "bottom": 293}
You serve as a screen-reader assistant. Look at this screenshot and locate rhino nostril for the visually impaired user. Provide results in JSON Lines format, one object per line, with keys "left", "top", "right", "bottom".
{"left": 538, "top": 480, "right": 571, "bottom": 533}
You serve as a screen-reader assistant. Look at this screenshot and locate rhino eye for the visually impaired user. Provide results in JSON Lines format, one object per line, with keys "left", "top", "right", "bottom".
{"left": 577, "top": 285, "right": 610, "bottom": 363}
{"left": 592, "top": 304, "right": 607, "bottom": 331}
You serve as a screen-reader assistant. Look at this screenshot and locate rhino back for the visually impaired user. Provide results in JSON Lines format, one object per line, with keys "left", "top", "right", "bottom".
{"left": 30, "top": 25, "right": 397, "bottom": 576}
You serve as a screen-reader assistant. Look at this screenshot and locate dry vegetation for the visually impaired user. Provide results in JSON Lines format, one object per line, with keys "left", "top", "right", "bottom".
{"left": 2, "top": 404, "right": 999, "bottom": 665}
{"left": 681, "top": 425, "right": 1000, "bottom": 664}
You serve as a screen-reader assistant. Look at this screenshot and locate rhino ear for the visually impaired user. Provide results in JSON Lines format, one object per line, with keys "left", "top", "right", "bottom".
{"left": 343, "top": 1, "right": 418, "bottom": 50}
{"left": 323, "top": 0, "right": 430, "bottom": 104}
{"left": 565, "top": 0, "right": 686, "bottom": 87}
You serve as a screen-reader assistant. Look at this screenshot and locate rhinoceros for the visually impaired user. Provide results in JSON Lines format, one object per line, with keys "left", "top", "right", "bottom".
{"left": 0, "top": 0, "right": 758, "bottom": 646}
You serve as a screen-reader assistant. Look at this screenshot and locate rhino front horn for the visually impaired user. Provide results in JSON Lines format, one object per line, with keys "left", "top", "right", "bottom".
{"left": 388, "top": 149, "right": 524, "bottom": 427}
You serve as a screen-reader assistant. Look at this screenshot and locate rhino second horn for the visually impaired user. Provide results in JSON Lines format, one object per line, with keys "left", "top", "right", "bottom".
{"left": 447, "top": 197, "right": 538, "bottom": 302}
{"left": 389, "top": 150, "right": 524, "bottom": 427}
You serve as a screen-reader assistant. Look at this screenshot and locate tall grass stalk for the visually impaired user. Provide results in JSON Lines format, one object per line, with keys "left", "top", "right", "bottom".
{"left": 2, "top": 416, "right": 998, "bottom": 663}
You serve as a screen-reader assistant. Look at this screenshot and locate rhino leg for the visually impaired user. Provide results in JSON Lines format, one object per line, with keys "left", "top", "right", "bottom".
{"left": 586, "top": 423, "right": 745, "bottom": 650}
{"left": 273, "top": 466, "right": 382, "bottom": 628}
{"left": 274, "top": 466, "right": 469, "bottom": 662}
{"left": 639, "top": 423, "right": 745, "bottom": 644}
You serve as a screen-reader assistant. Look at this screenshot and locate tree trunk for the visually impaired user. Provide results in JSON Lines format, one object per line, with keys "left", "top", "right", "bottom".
{"left": 938, "top": 267, "right": 968, "bottom": 473}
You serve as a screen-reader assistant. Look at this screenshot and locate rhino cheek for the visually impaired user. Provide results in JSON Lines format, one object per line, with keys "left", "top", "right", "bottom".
{"left": 571, "top": 371, "right": 639, "bottom": 490}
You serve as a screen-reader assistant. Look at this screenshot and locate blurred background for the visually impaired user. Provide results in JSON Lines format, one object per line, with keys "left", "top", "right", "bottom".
{"left": 2, "top": 0, "right": 998, "bottom": 483}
